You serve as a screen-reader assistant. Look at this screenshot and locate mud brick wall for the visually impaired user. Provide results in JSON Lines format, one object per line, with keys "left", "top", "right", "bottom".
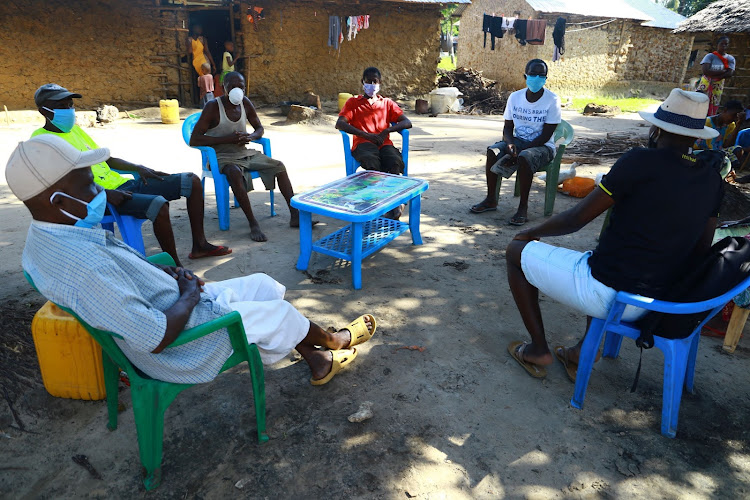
{"left": 240, "top": 0, "right": 443, "bottom": 102}
{"left": 458, "top": 0, "right": 692, "bottom": 98}
{"left": 684, "top": 33, "right": 750, "bottom": 105}
{"left": 0, "top": 0, "right": 163, "bottom": 110}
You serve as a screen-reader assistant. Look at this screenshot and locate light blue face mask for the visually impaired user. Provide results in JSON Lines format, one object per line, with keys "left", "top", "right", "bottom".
{"left": 50, "top": 189, "right": 107, "bottom": 228}
{"left": 363, "top": 82, "right": 380, "bottom": 97}
{"left": 526, "top": 75, "right": 547, "bottom": 94}
{"left": 42, "top": 107, "right": 76, "bottom": 133}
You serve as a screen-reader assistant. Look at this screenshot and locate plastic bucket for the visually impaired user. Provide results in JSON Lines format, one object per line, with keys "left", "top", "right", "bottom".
{"left": 338, "top": 93, "right": 353, "bottom": 111}
{"left": 159, "top": 99, "right": 179, "bottom": 124}
{"left": 429, "top": 94, "right": 452, "bottom": 114}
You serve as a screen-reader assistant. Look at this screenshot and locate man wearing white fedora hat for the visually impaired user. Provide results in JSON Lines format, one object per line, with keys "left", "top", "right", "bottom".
{"left": 503, "top": 89, "right": 724, "bottom": 380}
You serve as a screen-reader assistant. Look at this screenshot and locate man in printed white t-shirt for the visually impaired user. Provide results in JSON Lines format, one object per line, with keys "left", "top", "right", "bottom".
{"left": 470, "top": 59, "right": 562, "bottom": 225}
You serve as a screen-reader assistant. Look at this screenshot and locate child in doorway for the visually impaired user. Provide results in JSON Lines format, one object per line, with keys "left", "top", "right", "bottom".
{"left": 220, "top": 41, "right": 242, "bottom": 84}
{"left": 197, "top": 63, "right": 214, "bottom": 109}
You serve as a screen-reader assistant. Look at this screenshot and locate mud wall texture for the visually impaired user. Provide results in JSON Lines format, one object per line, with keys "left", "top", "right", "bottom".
{"left": 684, "top": 33, "right": 750, "bottom": 105}
{"left": 458, "top": 0, "right": 692, "bottom": 98}
{"left": 241, "top": 0, "right": 443, "bottom": 102}
{"left": 0, "top": 0, "right": 164, "bottom": 110}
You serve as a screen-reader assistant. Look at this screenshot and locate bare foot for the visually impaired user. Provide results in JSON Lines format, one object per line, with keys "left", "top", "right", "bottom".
{"left": 308, "top": 349, "right": 333, "bottom": 381}
{"left": 249, "top": 221, "right": 267, "bottom": 242}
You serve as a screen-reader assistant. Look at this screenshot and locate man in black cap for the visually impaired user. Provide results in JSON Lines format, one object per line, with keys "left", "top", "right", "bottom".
{"left": 31, "top": 83, "right": 231, "bottom": 266}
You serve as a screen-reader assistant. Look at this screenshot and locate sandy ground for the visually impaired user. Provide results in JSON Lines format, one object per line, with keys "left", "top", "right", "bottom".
{"left": 2, "top": 106, "right": 750, "bottom": 499}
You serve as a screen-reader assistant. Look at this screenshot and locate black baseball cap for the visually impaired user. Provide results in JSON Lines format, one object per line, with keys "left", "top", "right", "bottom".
{"left": 34, "top": 84, "right": 82, "bottom": 107}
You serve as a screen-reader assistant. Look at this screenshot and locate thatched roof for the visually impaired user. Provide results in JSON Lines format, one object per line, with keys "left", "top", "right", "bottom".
{"left": 674, "top": 1, "right": 750, "bottom": 34}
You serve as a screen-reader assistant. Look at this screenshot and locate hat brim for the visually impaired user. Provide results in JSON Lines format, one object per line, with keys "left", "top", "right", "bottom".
{"left": 47, "top": 91, "right": 83, "bottom": 101}
{"left": 75, "top": 147, "right": 110, "bottom": 169}
{"left": 638, "top": 111, "right": 719, "bottom": 140}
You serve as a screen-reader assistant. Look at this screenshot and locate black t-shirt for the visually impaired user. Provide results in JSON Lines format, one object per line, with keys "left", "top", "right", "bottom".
{"left": 588, "top": 147, "right": 724, "bottom": 299}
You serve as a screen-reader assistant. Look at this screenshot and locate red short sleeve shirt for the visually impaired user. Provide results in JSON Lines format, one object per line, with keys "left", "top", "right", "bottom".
{"left": 339, "top": 95, "right": 403, "bottom": 150}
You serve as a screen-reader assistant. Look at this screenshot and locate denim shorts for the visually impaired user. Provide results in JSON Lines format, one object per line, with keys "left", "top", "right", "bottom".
{"left": 520, "top": 241, "right": 645, "bottom": 321}
{"left": 114, "top": 173, "right": 193, "bottom": 222}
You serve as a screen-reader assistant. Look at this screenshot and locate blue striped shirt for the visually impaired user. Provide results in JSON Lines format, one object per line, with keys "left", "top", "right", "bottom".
{"left": 22, "top": 221, "right": 233, "bottom": 384}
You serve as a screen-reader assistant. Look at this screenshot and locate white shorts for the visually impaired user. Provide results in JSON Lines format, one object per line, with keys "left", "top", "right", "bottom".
{"left": 204, "top": 274, "right": 310, "bottom": 365}
{"left": 520, "top": 241, "right": 645, "bottom": 322}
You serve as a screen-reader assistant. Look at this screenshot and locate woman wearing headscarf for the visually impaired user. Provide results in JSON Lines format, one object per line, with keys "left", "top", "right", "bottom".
{"left": 696, "top": 36, "right": 735, "bottom": 116}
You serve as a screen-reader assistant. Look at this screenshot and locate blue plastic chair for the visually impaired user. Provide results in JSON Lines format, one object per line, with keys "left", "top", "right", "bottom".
{"left": 101, "top": 203, "right": 147, "bottom": 255}
{"left": 182, "top": 113, "right": 276, "bottom": 231}
{"left": 572, "top": 273, "right": 750, "bottom": 438}
{"left": 340, "top": 127, "right": 410, "bottom": 176}
{"left": 100, "top": 170, "right": 146, "bottom": 255}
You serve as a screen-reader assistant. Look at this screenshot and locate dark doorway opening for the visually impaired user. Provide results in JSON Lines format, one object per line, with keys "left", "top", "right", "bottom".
{"left": 189, "top": 9, "right": 232, "bottom": 104}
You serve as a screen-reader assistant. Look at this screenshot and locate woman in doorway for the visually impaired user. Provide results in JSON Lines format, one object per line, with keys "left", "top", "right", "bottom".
{"left": 188, "top": 24, "right": 217, "bottom": 77}
{"left": 696, "top": 36, "right": 735, "bottom": 116}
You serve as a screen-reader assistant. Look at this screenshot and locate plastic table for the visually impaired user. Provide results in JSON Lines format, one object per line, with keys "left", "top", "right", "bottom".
{"left": 290, "top": 171, "right": 429, "bottom": 289}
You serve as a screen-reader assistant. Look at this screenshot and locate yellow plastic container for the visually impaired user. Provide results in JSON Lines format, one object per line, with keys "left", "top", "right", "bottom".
{"left": 338, "top": 93, "right": 353, "bottom": 111}
{"left": 31, "top": 301, "right": 106, "bottom": 400}
{"left": 159, "top": 99, "right": 180, "bottom": 124}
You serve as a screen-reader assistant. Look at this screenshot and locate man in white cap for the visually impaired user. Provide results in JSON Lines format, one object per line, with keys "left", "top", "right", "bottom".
{"left": 7, "top": 135, "right": 376, "bottom": 386}
{"left": 503, "top": 89, "right": 724, "bottom": 380}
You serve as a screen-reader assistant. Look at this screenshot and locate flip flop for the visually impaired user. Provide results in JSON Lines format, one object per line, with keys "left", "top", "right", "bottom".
{"left": 470, "top": 201, "right": 498, "bottom": 214}
{"left": 555, "top": 346, "right": 578, "bottom": 383}
{"left": 507, "top": 341, "right": 547, "bottom": 379}
{"left": 188, "top": 245, "right": 233, "bottom": 259}
{"left": 346, "top": 314, "right": 377, "bottom": 347}
{"left": 508, "top": 215, "right": 527, "bottom": 226}
{"left": 310, "top": 348, "right": 357, "bottom": 386}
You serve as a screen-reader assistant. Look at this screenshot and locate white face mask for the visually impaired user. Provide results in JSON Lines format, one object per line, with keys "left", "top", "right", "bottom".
{"left": 363, "top": 83, "right": 380, "bottom": 97}
{"left": 228, "top": 87, "right": 244, "bottom": 105}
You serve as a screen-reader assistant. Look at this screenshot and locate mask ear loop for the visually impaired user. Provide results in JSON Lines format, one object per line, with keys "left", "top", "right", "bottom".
{"left": 50, "top": 191, "right": 84, "bottom": 222}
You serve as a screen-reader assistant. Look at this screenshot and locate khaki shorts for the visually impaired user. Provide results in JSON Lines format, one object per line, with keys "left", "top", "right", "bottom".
{"left": 219, "top": 153, "right": 286, "bottom": 191}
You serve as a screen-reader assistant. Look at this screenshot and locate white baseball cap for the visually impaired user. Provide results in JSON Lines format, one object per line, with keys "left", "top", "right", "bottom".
{"left": 5, "top": 134, "right": 110, "bottom": 201}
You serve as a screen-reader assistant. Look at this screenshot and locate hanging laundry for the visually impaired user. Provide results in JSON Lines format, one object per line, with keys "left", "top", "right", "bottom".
{"left": 490, "top": 16, "right": 504, "bottom": 50}
{"left": 328, "top": 16, "right": 341, "bottom": 49}
{"left": 502, "top": 17, "right": 516, "bottom": 31}
{"left": 363, "top": 15, "right": 370, "bottom": 29}
{"left": 553, "top": 45, "right": 561, "bottom": 62}
{"left": 514, "top": 19, "right": 528, "bottom": 46}
{"left": 553, "top": 17, "right": 566, "bottom": 56}
{"left": 526, "top": 19, "right": 546, "bottom": 45}
{"left": 483, "top": 14, "right": 492, "bottom": 48}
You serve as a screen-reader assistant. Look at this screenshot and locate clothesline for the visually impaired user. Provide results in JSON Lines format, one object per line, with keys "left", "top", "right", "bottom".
{"left": 474, "top": 12, "right": 619, "bottom": 33}
{"left": 565, "top": 19, "right": 617, "bottom": 32}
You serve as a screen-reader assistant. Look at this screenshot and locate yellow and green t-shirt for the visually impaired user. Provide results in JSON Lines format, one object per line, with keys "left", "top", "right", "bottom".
{"left": 31, "top": 126, "right": 127, "bottom": 190}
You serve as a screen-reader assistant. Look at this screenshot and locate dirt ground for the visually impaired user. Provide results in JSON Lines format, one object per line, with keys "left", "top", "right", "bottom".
{"left": 2, "top": 105, "right": 750, "bottom": 499}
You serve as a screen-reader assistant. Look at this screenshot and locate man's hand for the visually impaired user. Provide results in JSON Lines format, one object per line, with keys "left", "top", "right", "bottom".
{"left": 507, "top": 143, "right": 518, "bottom": 158}
{"left": 513, "top": 230, "right": 539, "bottom": 242}
{"left": 377, "top": 129, "right": 390, "bottom": 141}
{"left": 364, "top": 132, "right": 384, "bottom": 146}
{"left": 176, "top": 267, "right": 204, "bottom": 304}
{"left": 159, "top": 265, "right": 205, "bottom": 287}
{"left": 105, "top": 189, "right": 133, "bottom": 206}
{"left": 136, "top": 165, "right": 168, "bottom": 185}
{"left": 232, "top": 131, "right": 253, "bottom": 145}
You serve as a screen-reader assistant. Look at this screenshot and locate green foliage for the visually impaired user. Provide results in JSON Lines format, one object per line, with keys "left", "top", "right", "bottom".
{"left": 657, "top": 0, "right": 719, "bottom": 16}
{"left": 440, "top": 4, "right": 459, "bottom": 36}
{"left": 570, "top": 96, "right": 661, "bottom": 113}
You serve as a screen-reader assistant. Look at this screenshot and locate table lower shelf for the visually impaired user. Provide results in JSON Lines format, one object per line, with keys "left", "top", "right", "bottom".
{"left": 313, "top": 217, "right": 409, "bottom": 262}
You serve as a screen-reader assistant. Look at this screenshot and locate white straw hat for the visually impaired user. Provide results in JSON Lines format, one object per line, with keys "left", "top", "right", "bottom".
{"left": 5, "top": 134, "right": 110, "bottom": 201}
{"left": 638, "top": 89, "right": 719, "bottom": 140}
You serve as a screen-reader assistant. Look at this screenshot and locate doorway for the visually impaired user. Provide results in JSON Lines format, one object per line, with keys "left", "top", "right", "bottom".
{"left": 189, "top": 9, "right": 232, "bottom": 104}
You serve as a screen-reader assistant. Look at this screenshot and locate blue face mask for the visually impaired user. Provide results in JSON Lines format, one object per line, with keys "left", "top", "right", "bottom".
{"left": 50, "top": 190, "right": 107, "bottom": 228}
{"left": 526, "top": 75, "right": 547, "bottom": 94}
{"left": 363, "top": 82, "right": 380, "bottom": 97}
{"left": 43, "top": 107, "right": 76, "bottom": 133}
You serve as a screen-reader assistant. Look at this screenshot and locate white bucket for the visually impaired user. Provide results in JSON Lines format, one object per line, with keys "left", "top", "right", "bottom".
{"left": 429, "top": 87, "right": 463, "bottom": 114}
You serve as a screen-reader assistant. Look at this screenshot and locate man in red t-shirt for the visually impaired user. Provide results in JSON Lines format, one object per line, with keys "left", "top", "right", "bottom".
{"left": 336, "top": 67, "right": 412, "bottom": 176}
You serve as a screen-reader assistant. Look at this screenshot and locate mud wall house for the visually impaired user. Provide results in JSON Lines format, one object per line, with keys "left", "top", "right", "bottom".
{"left": 0, "top": 0, "right": 469, "bottom": 111}
{"left": 675, "top": 2, "right": 750, "bottom": 105}
{"left": 457, "top": 0, "right": 692, "bottom": 97}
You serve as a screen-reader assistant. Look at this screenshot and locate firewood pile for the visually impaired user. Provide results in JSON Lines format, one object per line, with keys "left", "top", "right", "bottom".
{"left": 563, "top": 132, "right": 648, "bottom": 164}
{"left": 436, "top": 67, "right": 508, "bottom": 115}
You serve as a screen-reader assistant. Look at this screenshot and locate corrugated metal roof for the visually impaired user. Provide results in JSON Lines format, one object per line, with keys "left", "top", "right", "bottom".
{"left": 381, "top": 0, "right": 471, "bottom": 4}
{"left": 526, "top": 0, "right": 686, "bottom": 29}
{"left": 625, "top": 0, "right": 686, "bottom": 29}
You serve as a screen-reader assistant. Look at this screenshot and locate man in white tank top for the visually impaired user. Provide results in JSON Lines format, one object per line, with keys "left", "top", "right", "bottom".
{"left": 191, "top": 72, "right": 299, "bottom": 242}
